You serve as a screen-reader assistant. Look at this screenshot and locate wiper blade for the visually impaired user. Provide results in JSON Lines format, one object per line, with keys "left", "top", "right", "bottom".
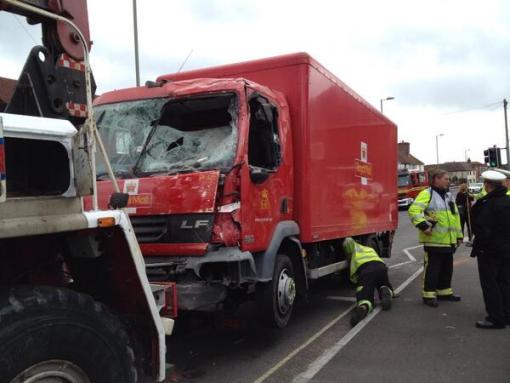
{"left": 167, "top": 136, "right": 183, "bottom": 151}
{"left": 96, "top": 170, "right": 132, "bottom": 180}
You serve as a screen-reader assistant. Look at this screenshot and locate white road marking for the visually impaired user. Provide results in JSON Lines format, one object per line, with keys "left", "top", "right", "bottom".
{"left": 325, "top": 296, "right": 357, "bottom": 302}
{"left": 403, "top": 245, "right": 422, "bottom": 261}
{"left": 293, "top": 264, "right": 424, "bottom": 383}
{"left": 253, "top": 245, "right": 424, "bottom": 383}
{"left": 253, "top": 303, "right": 356, "bottom": 383}
{"left": 389, "top": 260, "right": 414, "bottom": 269}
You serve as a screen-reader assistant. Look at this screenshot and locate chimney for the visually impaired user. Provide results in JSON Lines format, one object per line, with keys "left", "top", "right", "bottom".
{"left": 398, "top": 141, "right": 410, "bottom": 156}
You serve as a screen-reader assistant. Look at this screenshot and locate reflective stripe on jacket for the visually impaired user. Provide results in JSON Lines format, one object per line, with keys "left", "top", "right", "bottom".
{"left": 408, "top": 187, "right": 463, "bottom": 247}
{"left": 350, "top": 242, "right": 384, "bottom": 283}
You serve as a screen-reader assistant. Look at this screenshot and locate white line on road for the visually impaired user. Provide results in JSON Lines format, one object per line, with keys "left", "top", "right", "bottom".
{"left": 292, "top": 264, "right": 424, "bottom": 383}
{"left": 403, "top": 244, "right": 422, "bottom": 262}
{"left": 253, "top": 303, "right": 356, "bottom": 383}
{"left": 253, "top": 246, "right": 424, "bottom": 383}
{"left": 388, "top": 260, "right": 414, "bottom": 269}
{"left": 325, "top": 296, "right": 357, "bottom": 302}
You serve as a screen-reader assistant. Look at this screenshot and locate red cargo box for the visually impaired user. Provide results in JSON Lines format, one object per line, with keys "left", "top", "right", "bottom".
{"left": 159, "top": 53, "right": 398, "bottom": 243}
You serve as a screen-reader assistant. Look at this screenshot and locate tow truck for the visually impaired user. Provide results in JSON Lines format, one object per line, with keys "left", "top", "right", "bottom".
{"left": 0, "top": 1, "right": 173, "bottom": 381}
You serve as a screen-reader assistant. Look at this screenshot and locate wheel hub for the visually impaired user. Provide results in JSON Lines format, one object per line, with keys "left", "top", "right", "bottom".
{"left": 10, "top": 360, "right": 91, "bottom": 383}
{"left": 277, "top": 268, "right": 296, "bottom": 315}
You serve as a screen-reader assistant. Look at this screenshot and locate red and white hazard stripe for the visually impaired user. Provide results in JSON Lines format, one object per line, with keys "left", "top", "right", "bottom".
{"left": 65, "top": 102, "right": 88, "bottom": 118}
{"left": 57, "top": 53, "right": 86, "bottom": 72}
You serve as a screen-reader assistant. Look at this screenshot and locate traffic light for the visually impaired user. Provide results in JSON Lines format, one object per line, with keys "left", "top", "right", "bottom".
{"left": 484, "top": 149, "right": 490, "bottom": 165}
{"left": 484, "top": 147, "right": 501, "bottom": 167}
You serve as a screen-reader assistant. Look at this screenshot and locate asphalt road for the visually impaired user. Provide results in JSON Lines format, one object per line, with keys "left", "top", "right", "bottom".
{"left": 164, "top": 211, "right": 510, "bottom": 383}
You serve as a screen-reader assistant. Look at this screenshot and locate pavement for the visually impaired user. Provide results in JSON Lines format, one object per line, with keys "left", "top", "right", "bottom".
{"left": 306, "top": 244, "right": 510, "bottom": 383}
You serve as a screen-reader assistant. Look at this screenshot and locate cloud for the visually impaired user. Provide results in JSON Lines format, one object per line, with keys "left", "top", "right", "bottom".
{"left": 392, "top": 74, "right": 505, "bottom": 109}
{"left": 180, "top": 0, "right": 258, "bottom": 23}
{"left": 1, "top": 0, "right": 509, "bottom": 166}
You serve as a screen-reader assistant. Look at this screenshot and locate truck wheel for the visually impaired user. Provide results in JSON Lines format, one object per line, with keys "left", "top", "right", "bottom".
{"left": 363, "top": 234, "right": 381, "bottom": 256}
{"left": 256, "top": 254, "right": 296, "bottom": 328}
{"left": 0, "top": 286, "right": 137, "bottom": 383}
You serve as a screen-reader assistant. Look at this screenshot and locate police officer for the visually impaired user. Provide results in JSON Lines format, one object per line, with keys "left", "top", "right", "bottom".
{"left": 470, "top": 170, "right": 510, "bottom": 329}
{"left": 343, "top": 237, "right": 394, "bottom": 326}
{"left": 408, "top": 169, "right": 463, "bottom": 307}
{"left": 472, "top": 168, "right": 510, "bottom": 201}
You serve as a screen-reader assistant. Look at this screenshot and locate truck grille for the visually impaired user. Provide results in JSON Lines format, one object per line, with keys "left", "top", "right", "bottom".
{"left": 130, "top": 214, "right": 214, "bottom": 244}
{"left": 130, "top": 216, "right": 168, "bottom": 242}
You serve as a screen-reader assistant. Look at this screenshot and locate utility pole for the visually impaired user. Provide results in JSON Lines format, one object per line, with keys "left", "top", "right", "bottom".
{"left": 133, "top": 0, "right": 140, "bottom": 87}
{"left": 504, "top": 98, "right": 509, "bottom": 170}
{"left": 436, "top": 133, "right": 444, "bottom": 164}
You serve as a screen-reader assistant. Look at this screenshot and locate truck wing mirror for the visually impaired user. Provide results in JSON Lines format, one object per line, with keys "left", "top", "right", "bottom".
{"left": 0, "top": 117, "right": 5, "bottom": 203}
{"left": 109, "top": 192, "right": 129, "bottom": 209}
{"left": 249, "top": 166, "right": 270, "bottom": 184}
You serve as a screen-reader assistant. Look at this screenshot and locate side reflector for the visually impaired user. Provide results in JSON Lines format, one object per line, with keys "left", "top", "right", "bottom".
{"left": 97, "top": 217, "right": 116, "bottom": 227}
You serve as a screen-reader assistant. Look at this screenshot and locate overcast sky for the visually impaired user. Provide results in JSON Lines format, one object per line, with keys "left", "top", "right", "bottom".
{"left": 1, "top": 0, "right": 509, "bottom": 165}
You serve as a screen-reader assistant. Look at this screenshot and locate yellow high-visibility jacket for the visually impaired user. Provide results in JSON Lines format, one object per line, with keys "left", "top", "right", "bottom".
{"left": 408, "top": 187, "right": 463, "bottom": 247}
{"left": 349, "top": 242, "right": 384, "bottom": 283}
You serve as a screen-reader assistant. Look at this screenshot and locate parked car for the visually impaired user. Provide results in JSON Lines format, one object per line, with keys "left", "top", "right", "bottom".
{"left": 468, "top": 182, "right": 483, "bottom": 194}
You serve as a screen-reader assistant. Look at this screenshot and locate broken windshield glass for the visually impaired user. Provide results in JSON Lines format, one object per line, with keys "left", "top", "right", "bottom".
{"left": 135, "top": 93, "right": 238, "bottom": 175}
{"left": 94, "top": 98, "right": 167, "bottom": 178}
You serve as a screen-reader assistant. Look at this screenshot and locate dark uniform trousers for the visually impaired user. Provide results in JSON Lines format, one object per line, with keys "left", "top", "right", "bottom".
{"left": 423, "top": 248, "right": 454, "bottom": 297}
{"left": 356, "top": 261, "right": 393, "bottom": 307}
{"left": 477, "top": 252, "right": 510, "bottom": 325}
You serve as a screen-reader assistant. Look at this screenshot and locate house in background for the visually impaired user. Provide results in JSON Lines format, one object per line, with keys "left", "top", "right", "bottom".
{"left": 425, "top": 161, "right": 486, "bottom": 184}
{"left": 398, "top": 141, "right": 424, "bottom": 171}
{"left": 0, "top": 77, "right": 17, "bottom": 112}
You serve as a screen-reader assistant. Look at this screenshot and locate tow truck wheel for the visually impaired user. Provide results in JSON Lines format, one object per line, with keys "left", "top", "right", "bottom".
{"left": 0, "top": 286, "right": 137, "bottom": 383}
{"left": 256, "top": 254, "right": 296, "bottom": 328}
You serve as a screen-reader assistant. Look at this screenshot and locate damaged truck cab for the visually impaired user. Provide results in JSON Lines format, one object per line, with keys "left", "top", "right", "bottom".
{"left": 92, "top": 53, "right": 398, "bottom": 328}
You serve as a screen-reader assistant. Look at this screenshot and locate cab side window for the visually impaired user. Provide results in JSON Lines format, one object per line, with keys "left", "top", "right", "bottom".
{"left": 248, "top": 96, "right": 281, "bottom": 170}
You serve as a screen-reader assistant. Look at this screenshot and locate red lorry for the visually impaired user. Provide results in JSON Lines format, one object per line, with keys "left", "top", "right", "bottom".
{"left": 397, "top": 169, "right": 429, "bottom": 209}
{"left": 89, "top": 53, "right": 398, "bottom": 327}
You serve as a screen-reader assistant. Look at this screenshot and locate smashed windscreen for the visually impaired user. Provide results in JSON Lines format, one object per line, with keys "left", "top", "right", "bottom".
{"left": 135, "top": 93, "right": 238, "bottom": 175}
{"left": 94, "top": 98, "right": 167, "bottom": 178}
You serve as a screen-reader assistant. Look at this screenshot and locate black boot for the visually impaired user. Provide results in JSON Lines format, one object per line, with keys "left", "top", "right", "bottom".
{"left": 350, "top": 304, "right": 369, "bottom": 327}
{"left": 475, "top": 320, "right": 505, "bottom": 329}
{"left": 380, "top": 286, "right": 392, "bottom": 311}
{"left": 423, "top": 297, "right": 438, "bottom": 307}
{"left": 437, "top": 295, "right": 461, "bottom": 302}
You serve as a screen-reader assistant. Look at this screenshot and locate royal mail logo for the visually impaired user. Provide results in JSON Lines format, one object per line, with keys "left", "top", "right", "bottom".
{"left": 355, "top": 159, "right": 373, "bottom": 179}
{"left": 260, "top": 189, "right": 271, "bottom": 210}
{"left": 128, "top": 193, "right": 152, "bottom": 207}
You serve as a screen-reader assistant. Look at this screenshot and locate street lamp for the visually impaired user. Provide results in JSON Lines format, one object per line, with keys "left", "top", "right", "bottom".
{"left": 436, "top": 133, "right": 444, "bottom": 164}
{"left": 133, "top": 0, "right": 140, "bottom": 86}
{"left": 380, "top": 96, "right": 395, "bottom": 113}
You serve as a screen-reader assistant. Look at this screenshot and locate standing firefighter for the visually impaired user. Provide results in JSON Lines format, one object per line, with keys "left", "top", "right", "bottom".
{"left": 408, "top": 169, "right": 463, "bottom": 307}
{"left": 343, "top": 237, "right": 394, "bottom": 327}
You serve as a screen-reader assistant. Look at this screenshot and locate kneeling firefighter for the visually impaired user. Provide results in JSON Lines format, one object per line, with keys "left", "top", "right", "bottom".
{"left": 343, "top": 237, "right": 394, "bottom": 326}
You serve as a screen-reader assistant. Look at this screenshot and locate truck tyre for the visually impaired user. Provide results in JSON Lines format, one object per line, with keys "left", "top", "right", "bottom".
{"left": 256, "top": 254, "right": 296, "bottom": 328}
{"left": 364, "top": 234, "right": 381, "bottom": 256}
{"left": 0, "top": 286, "right": 137, "bottom": 383}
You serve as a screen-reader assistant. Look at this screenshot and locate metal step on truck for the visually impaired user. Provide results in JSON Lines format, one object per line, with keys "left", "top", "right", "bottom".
{"left": 0, "top": 0, "right": 175, "bottom": 381}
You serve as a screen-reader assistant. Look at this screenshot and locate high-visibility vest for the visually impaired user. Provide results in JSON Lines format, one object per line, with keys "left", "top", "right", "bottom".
{"left": 408, "top": 187, "right": 463, "bottom": 247}
{"left": 474, "top": 187, "right": 509, "bottom": 199}
{"left": 350, "top": 242, "right": 384, "bottom": 283}
{"left": 474, "top": 188, "right": 487, "bottom": 200}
